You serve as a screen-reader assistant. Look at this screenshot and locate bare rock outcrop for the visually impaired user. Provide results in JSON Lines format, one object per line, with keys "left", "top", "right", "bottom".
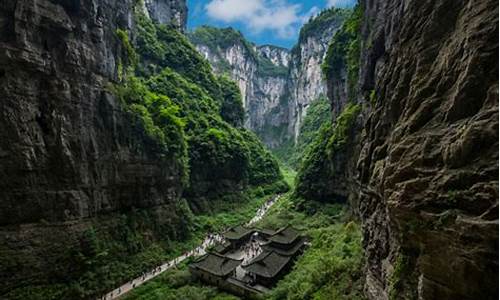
{"left": 0, "top": 0, "right": 188, "bottom": 296}
{"left": 356, "top": 0, "right": 498, "bottom": 299}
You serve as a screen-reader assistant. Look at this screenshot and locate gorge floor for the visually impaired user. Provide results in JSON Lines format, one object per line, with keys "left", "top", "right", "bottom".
{"left": 102, "top": 195, "right": 283, "bottom": 299}
{"left": 119, "top": 170, "right": 365, "bottom": 300}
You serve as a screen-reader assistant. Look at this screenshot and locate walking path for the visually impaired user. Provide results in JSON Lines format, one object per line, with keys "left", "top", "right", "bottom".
{"left": 99, "top": 194, "right": 281, "bottom": 300}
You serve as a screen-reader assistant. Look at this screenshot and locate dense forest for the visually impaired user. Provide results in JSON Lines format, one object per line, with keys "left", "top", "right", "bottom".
{"left": 0, "top": 0, "right": 497, "bottom": 300}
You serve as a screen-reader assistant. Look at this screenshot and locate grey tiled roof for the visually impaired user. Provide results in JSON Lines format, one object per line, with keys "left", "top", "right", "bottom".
{"left": 262, "top": 236, "right": 307, "bottom": 256}
{"left": 242, "top": 251, "right": 291, "bottom": 278}
{"left": 190, "top": 253, "right": 242, "bottom": 276}
{"left": 257, "top": 228, "right": 276, "bottom": 236}
{"left": 213, "top": 241, "right": 231, "bottom": 253}
{"left": 223, "top": 225, "right": 254, "bottom": 240}
{"left": 268, "top": 225, "right": 300, "bottom": 245}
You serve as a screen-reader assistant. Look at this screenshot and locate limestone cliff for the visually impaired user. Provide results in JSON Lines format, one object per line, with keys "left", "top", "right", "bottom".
{"left": 286, "top": 9, "right": 348, "bottom": 143}
{"left": 0, "top": 1, "right": 190, "bottom": 297}
{"left": 189, "top": 27, "right": 290, "bottom": 147}
{"left": 356, "top": 0, "right": 498, "bottom": 298}
{"left": 189, "top": 9, "right": 348, "bottom": 148}
{"left": 144, "top": 0, "right": 187, "bottom": 30}
{"left": 0, "top": 0, "right": 190, "bottom": 226}
{"left": 315, "top": 1, "right": 498, "bottom": 299}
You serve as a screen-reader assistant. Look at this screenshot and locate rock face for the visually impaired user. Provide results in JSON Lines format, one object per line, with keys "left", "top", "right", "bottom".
{"left": 0, "top": 0, "right": 188, "bottom": 296}
{"left": 0, "top": 0, "right": 186, "bottom": 224}
{"left": 286, "top": 21, "right": 343, "bottom": 143}
{"left": 0, "top": 0, "right": 179, "bottom": 224}
{"left": 351, "top": 0, "right": 499, "bottom": 299}
{"left": 190, "top": 28, "right": 290, "bottom": 147}
{"left": 144, "top": 0, "right": 187, "bottom": 30}
{"left": 190, "top": 9, "right": 347, "bottom": 148}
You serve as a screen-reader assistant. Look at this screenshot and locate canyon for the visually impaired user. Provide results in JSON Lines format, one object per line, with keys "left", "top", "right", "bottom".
{"left": 189, "top": 8, "right": 348, "bottom": 149}
{"left": 0, "top": 0, "right": 497, "bottom": 299}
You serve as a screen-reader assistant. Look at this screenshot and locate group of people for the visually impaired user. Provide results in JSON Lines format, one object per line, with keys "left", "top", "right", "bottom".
{"left": 183, "top": 231, "right": 225, "bottom": 258}
{"left": 247, "top": 195, "right": 280, "bottom": 226}
{"left": 242, "top": 239, "right": 262, "bottom": 265}
{"left": 100, "top": 195, "right": 281, "bottom": 299}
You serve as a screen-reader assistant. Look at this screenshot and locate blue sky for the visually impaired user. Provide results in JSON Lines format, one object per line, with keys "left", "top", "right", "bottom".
{"left": 187, "top": 0, "right": 356, "bottom": 48}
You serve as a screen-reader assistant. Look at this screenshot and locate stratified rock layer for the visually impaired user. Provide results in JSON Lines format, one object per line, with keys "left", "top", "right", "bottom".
{"left": 355, "top": 0, "right": 499, "bottom": 299}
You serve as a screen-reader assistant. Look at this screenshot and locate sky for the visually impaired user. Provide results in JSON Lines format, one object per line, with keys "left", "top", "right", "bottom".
{"left": 187, "top": 0, "right": 357, "bottom": 49}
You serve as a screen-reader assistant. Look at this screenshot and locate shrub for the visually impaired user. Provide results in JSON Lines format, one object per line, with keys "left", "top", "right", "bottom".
{"left": 295, "top": 103, "right": 360, "bottom": 201}
{"left": 322, "top": 5, "right": 363, "bottom": 101}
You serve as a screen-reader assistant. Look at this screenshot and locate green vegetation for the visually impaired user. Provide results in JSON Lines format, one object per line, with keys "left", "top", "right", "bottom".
{"left": 289, "top": 97, "right": 332, "bottom": 168}
{"left": 387, "top": 250, "right": 418, "bottom": 300}
{"left": 326, "top": 102, "right": 362, "bottom": 155}
{"left": 369, "top": 89, "right": 376, "bottom": 105}
{"left": 388, "top": 254, "right": 410, "bottom": 300}
{"left": 256, "top": 194, "right": 365, "bottom": 300}
{"left": 322, "top": 5, "right": 363, "bottom": 101}
{"left": 115, "top": 185, "right": 288, "bottom": 300}
{"left": 3, "top": 4, "right": 288, "bottom": 300}
{"left": 4, "top": 203, "right": 196, "bottom": 300}
{"left": 120, "top": 192, "right": 364, "bottom": 300}
{"left": 189, "top": 26, "right": 256, "bottom": 60}
{"left": 294, "top": 8, "right": 350, "bottom": 57}
{"left": 119, "top": 3, "right": 285, "bottom": 293}
{"left": 116, "top": 28, "right": 139, "bottom": 67}
{"left": 280, "top": 165, "right": 297, "bottom": 187}
{"left": 123, "top": 262, "right": 239, "bottom": 300}
{"left": 3, "top": 181, "right": 286, "bottom": 300}
{"left": 189, "top": 26, "right": 289, "bottom": 78}
{"left": 218, "top": 75, "right": 245, "bottom": 127}
{"left": 293, "top": 4, "right": 364, "bottom": 202}
{"left": 295, "top": 103, "right": 360, "bottom": 201}
{"left": 119, "top": 6, "right": 285, "bottom": 202}
{"left": 135, "top": 14, "right": 222, "bottom": 100}
{"left": 256, "top": 55, "right": 289, "bottom": 78}
{"left": 110, "top": 75, "right": 189, "bottom": 180}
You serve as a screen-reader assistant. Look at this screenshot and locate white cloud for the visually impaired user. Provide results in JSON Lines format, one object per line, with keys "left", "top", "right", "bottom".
{"left": 327, "top": 0, "right": 356, "bottom": 8}
{"left": 205, "top": 0, "right": 313, "bottom": 39}
{"left": 206, "top": 0, "right": 263, "bottom": 22}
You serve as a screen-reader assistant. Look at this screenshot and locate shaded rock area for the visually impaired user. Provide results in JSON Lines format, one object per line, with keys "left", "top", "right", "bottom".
{"left": 0, "top": 0, "right": 188, "bottom": 297}
{"left": 144, "top": 0, "right": 187, "bottom": 30}
{"left": 0, "top": 0, "right": 184, "bottom": 225}
{"left": 354, "top": 0, "right": 499, "bottom": 299}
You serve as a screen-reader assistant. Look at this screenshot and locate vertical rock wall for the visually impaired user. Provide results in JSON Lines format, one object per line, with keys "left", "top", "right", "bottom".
{"left": 0, "top": 0, "right": 188, "bottom": 296}
{"left": 355, "top": 0, "right": 499, "bottom": 299}
{"left": 0, "top": 0, "right": 186, "bottom": 224}
{"left": 286, "top": 23, "right": 342, "bottom": 143}
{"left": 190, "top": 10, "right": 347, "bottom": 148}
{"left": 192, "top": 31, "right": 290, "bottom": 147}
{"left": 144, "top": 0, "right": 187, "bottom": 30}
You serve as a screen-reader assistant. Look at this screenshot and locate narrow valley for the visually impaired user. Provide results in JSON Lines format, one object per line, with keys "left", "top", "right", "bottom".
{"left": 0, "top": 0, "right": 497, "bottom": 300}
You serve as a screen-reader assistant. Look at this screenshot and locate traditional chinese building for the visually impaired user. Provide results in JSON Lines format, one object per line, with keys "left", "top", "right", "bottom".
{"left": 242, "top": 250, "right": 293, "bottom": 287}
{"left": 261, "top": 225, "right": 307, "bottom": 258}
{"left": 189, "top": 253, "right": 242, "bottom": 286}
{"left": 189, "top": 224, "right": 308, "bottom": 296}
{"left": 223, "top": 225, "right": 254, "bottom": 250}
{"left": 212, "top": 240, "right": 232, "bottom": 254}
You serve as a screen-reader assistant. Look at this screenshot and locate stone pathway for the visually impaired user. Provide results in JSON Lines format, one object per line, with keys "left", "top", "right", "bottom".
{"left": 98, "top": 194, "right": 281, "bottom": 300}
